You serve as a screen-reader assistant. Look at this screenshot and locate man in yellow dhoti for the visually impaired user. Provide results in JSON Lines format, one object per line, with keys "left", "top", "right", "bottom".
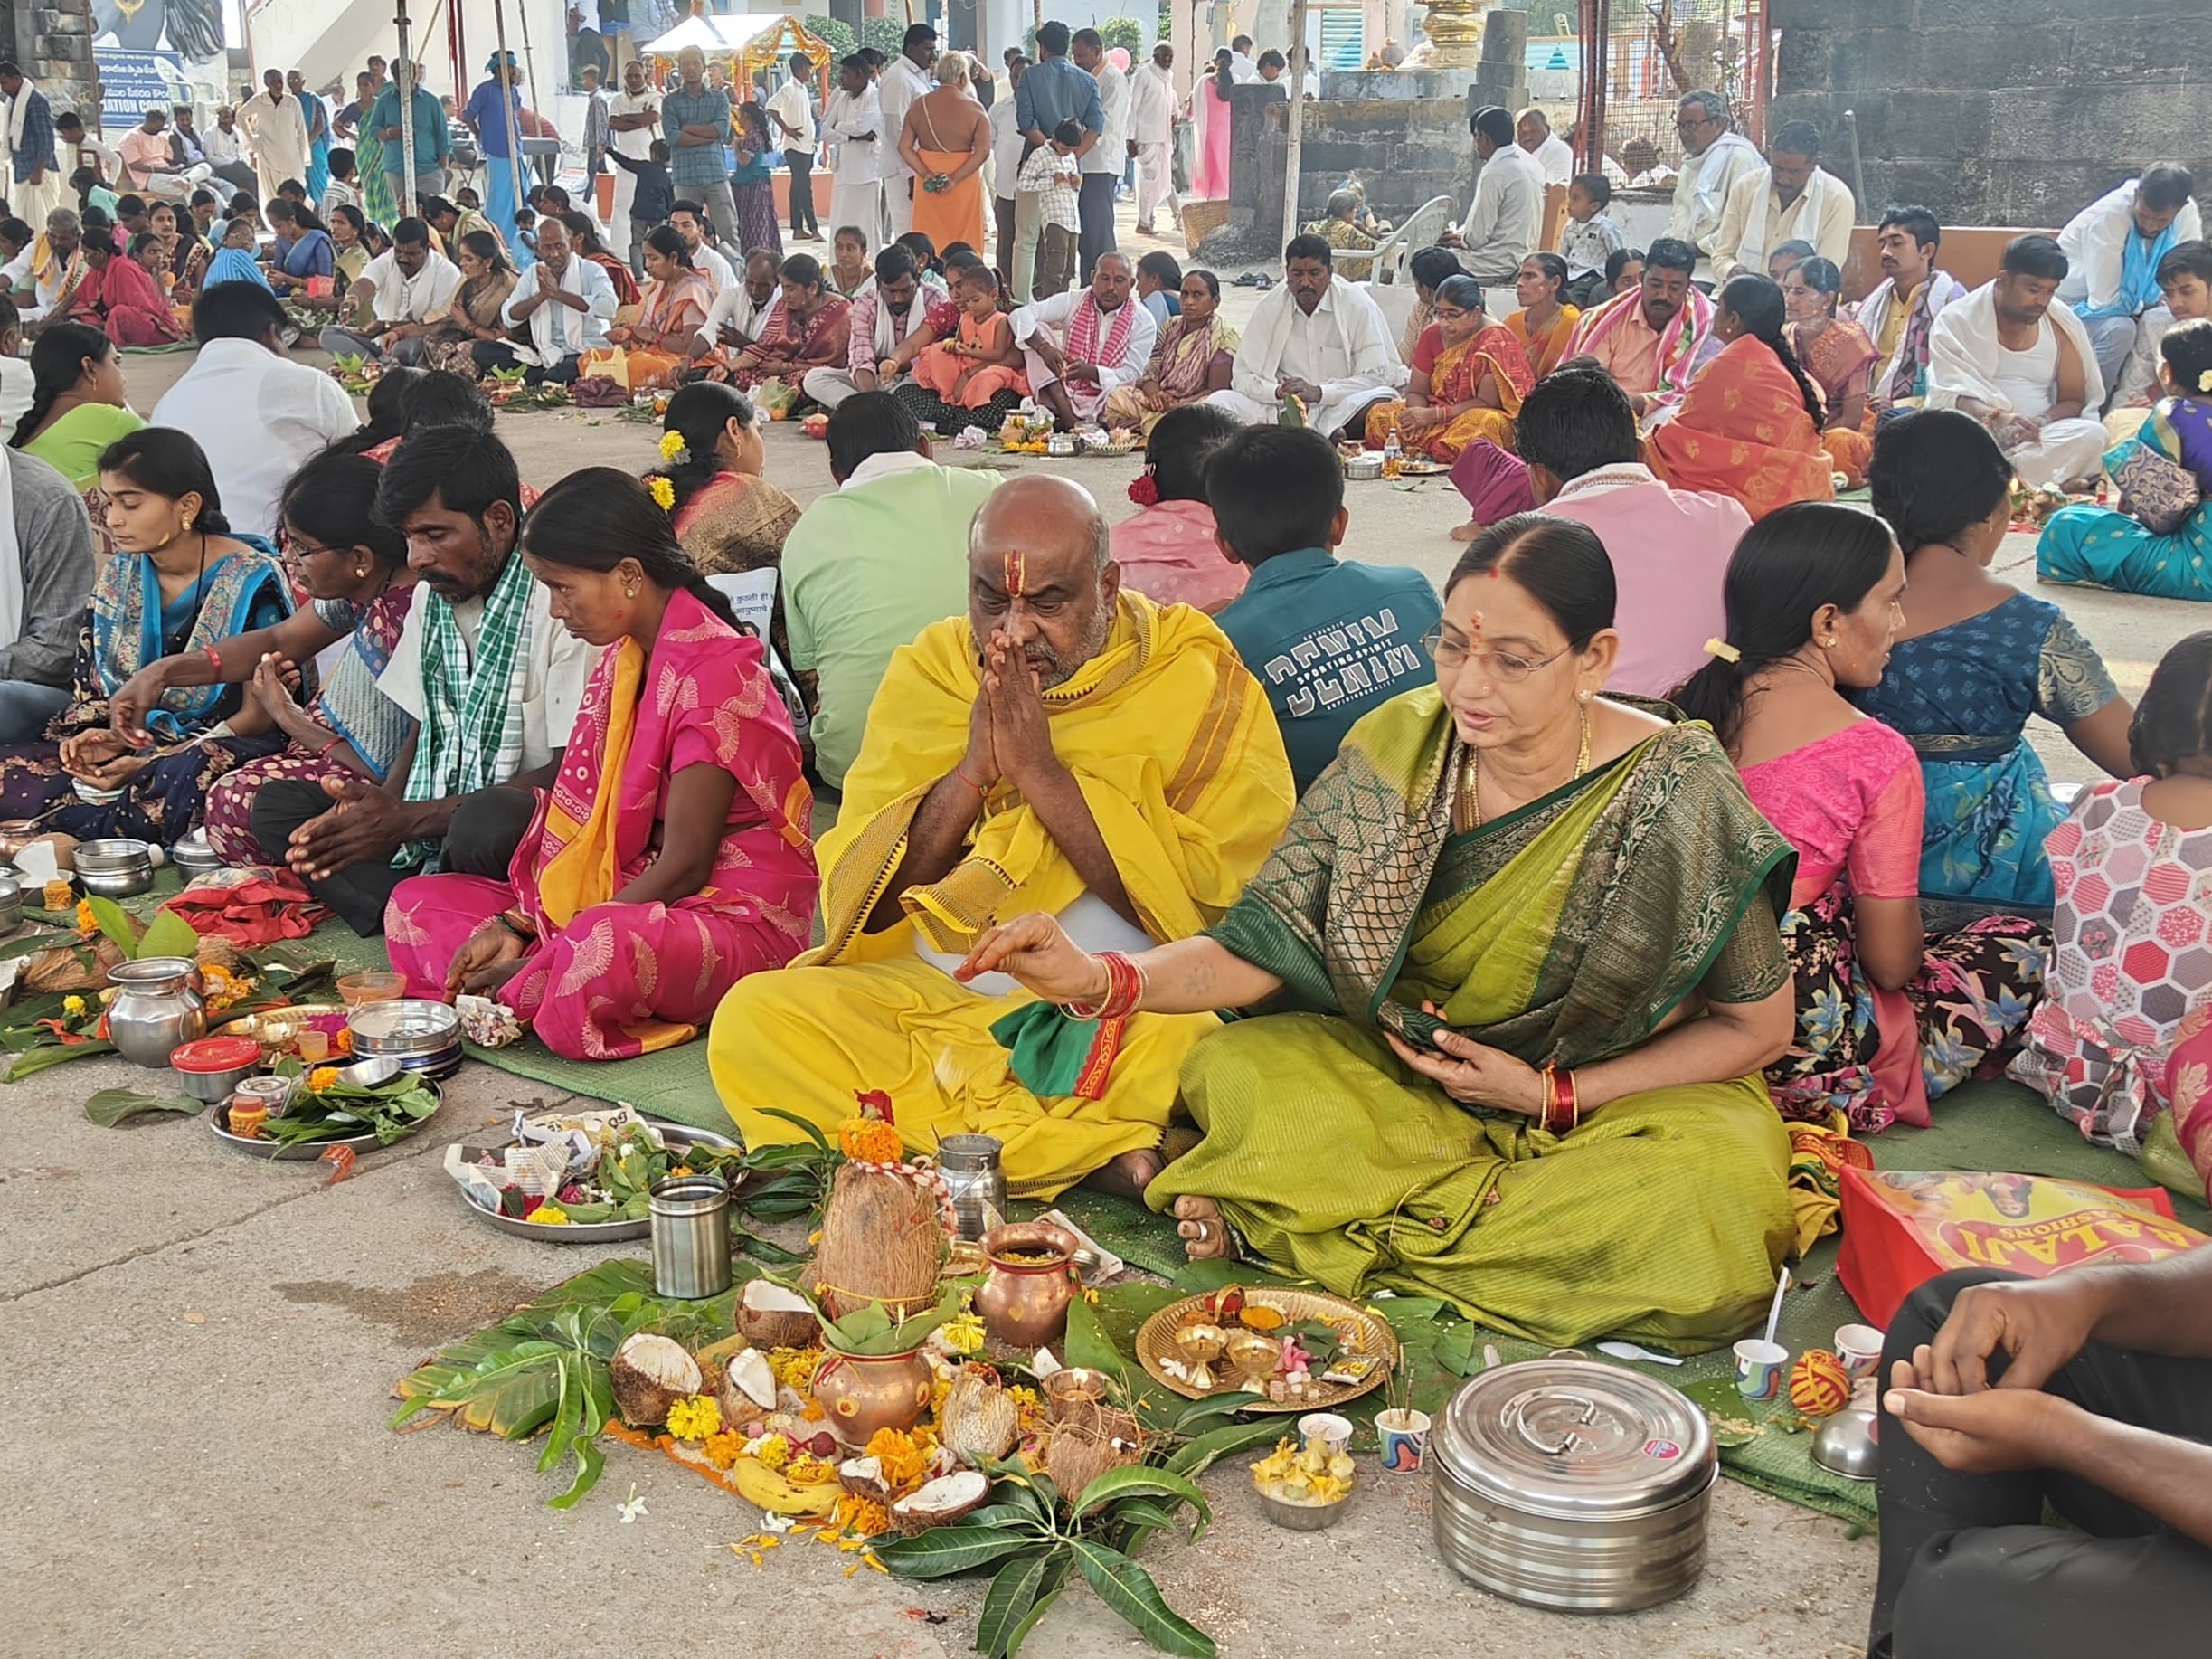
{"left": 709, "top": 473, "right": 1295, "bottom": 1197}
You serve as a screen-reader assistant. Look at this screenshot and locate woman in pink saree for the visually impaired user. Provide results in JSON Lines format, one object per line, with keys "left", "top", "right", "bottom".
{"left": 1190, "top": 52, "right": 1234, "bottom": 200}
{"left": 383, "top": 469, "right": 818, "bottom": 1059}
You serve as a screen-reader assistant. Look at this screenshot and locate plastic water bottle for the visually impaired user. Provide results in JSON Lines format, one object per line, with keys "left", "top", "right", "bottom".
{"left": 1382, "top": 421, "right": 1404, "bottom": 479}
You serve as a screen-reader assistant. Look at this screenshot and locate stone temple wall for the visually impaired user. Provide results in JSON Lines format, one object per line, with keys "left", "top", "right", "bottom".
{"left": 1771, "top": 0, "right": 2212, "bottom": 228}
{"left": 0, "top": 0, "right": 97, "bottom": 120}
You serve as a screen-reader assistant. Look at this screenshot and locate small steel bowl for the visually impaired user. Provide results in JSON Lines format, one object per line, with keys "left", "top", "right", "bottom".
{"left": 169, "top": 1035, "right": 264, "bottom": 1103}
{"left": 74, "top": 837, "right": 154, "bottom": 868}
{"left": 171, "top": 832, "right": 223, "bottom": 878}
{"left": 1253, "top": 1484, "right": 1351, "bottom": 1531}
{"left": 1345, "top": 453, "right": 1385, "bottom": 480}
{"left": 337, "top": 1055, "right": 404, "bottom": 1088}
{"left": 0, "top": 874, "right": 24, "bottom": 931}
{"left": 1810, "top": 1408, "right": 1880, "bottom": 1481}
{"left": 349, "top": 998, "right": 462, "bottom": 1057}
{"left": 79, "top": 861, "right": 155, "bottom": 897}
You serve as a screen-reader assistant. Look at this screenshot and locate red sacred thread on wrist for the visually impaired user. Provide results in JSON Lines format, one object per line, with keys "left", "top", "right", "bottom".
{"left": 950, "top": 765, "right": 986, "bottom": 797}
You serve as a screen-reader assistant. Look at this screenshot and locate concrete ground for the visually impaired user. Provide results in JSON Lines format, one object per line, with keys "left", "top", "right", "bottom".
{"left": 4, "top": 223, "right": 2199, "bottom": 1657}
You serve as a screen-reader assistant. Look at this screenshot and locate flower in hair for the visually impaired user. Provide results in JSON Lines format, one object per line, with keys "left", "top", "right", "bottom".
{"left": 2199, "top": 369, "right": 2212, "bottom": 394}
{"left": 1703, "top": 637, "right": 1741, "bottom": 664}
{"left": 1127, "top": 471, "right": 1160, "bottom": 507}
{"left": 647, "top": 474, "right": 676, "bottom": 512}
{"left": 658, "top": 429, "right": 688, "bottom": 463}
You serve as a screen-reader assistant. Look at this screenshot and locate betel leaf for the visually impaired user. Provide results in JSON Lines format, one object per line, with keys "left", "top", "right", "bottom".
{"left": 135, "top": 908, "right": 199, "bottom": 962}
{"left": 6, "top": 1036, "right": 117, "bottom": 1079}
{"left": 1069, "top": 1540, "right": 1215, "bottom": 1659}
{"left": 79, "top": 895, "right": 143, "bottom": 955}
{"left": 84, "top": 1086, "right": 206, "bottom": 1126}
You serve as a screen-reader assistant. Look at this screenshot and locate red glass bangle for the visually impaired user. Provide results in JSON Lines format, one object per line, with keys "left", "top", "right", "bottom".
{"left": 1063, "top": 951, "right": 1144, "bottom": 1021}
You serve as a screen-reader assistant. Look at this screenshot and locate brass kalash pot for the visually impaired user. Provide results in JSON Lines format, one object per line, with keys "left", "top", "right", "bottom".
{"left": 975, "top": 1221, "right": 1082, "bottom": 1351}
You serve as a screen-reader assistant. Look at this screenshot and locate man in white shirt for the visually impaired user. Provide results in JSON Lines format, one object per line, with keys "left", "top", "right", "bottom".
{"left": 53, "top": 111, "right": 119, "bottom": 192}
{"left": 822, "top": 53, "right": 883, "bottom": 255}
{"left": 876, "top": 24, "right": 938, "bottom": 240}
{"left": 1926, "top": 234, "right": 2109, "bottom": 490}
{"left": 116, "top": 108, "right": 209, "bottom": 203}
{"left": 1069, "top": 28, "right": 1126, "bottom": 282}
{"left": 316, "top": 216, "right": 462, "bottom": 362}
{"left": 988, "top": 57, "right": 1025, "bottom": 276}
{"left": 1516, "top": 106, "right": 1574, "bottom": 187}
{"left": 1208, "top": 234, "right": 1400, "bottom": 438}
{"left": 1668, "top": 90, "right": 1761, "bottom": 262}
{"left": 1442, "top": 106, "right": 1542, "bottom": 284}
{"left": 801, "top": 241, "right": 941, "bottom": 406}
{"left": 1127, "top": 43, "right": 1178, "bottom": 237}
{"left": 667, "top": 199, "right": 735, "bottom": 290}
{"left": 606, "top": 58, "right": 661, "bottom": 262}
{"left": 482, "top": 218, "right": 614, "bottom": 383}
{"left": 150, "top": 282, "right": 358, "bottom": 539}
{"left": 695, "top": 249, "right": 782, "bottom": 363}
{"left": 239, "top": 68, "right": 312, "bottom": 206}
{"left": 1010, "top": 251, "right": 1156, "bottom": 430}
{"left": 258, "top": 423, "right": 594, "bottom": 936}
{"left": 2056, "top": 165, "right": 2203, "bottom": 393}
{"left": 0, "top": 206, "right": 85, "bottom": 322}
{"left": 1708, "top": 119, "right": 1855, "bottom": 283}
{"left": 767, "top": 51, "right": 820, "bottom": 242}
{"left": 1228, "top": 36, "right": 1262, "bottom": 83}
{"left": 198, "top": 105, "right": 256, "bottom": 195}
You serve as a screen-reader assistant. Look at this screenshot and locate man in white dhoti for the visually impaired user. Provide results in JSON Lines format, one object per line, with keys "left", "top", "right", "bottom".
{"left": 1926, "top": 235, "right": 2109, "bottom": 491}
{"left": 605, "top": 59, "right": 661, "bottom": 264}
{"left": 801, "top": 242, "right": 942, "bottom": 406}
{"left": 1209, "top": 235, "right": 1400, "bottom": 440}
{"left": 1707, "top": 120, "right": 1854, "bottom": 284}
{"left": 1128, "top": 43, "right": 1178, "bottom": 238}
{"left": 1850, "top": 204, "right": 1969, "bottom": 411}
{"left": 821, "top": 55, "right": 884, "bottom": 255}
{"left": 0, "top": 63, "right": 63, "bottom": 234}
{"left": 876, "top": 24, "right": 938, "bottom": 242}
{"left": 1668, "top": 90, "right": 1760, "bottom": 266}
{"left": 1009, "top": 251, "right": 1154, "bottom": 429}
{"left": 2056, "top": 164, "right": 2202, "bottom": 394}
{"left": 240, "top": 69, "right": 311, "bottom": 210}
{"left": 0, "top": 206, "right": 86, "bottom": 324}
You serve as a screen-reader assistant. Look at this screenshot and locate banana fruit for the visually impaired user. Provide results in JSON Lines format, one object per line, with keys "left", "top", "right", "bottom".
{"left": 722, "top": 1453, "right": 841, "bottom": 1517}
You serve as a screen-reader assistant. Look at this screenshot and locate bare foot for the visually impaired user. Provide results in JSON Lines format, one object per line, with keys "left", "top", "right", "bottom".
{"left": 1085, "top": 1146, "right": 1166, "bottom": 1199}
{"left": 1449, "top": 518, "right": 1482, "bottom": 543}
{"left": 1173, "top": 1194, "right": 1234, "bottom": 1260}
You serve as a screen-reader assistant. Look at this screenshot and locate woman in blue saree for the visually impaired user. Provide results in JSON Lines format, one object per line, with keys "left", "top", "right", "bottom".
{"left": 0, "top": 431, "right": 293, "bottom": 844}
{"left": 262, "top": 200, "right": 336, "bottom": 299}
{"left": 1852, "top": 411, "right": 2135, "bottom": 907}
{"left": 2038, "top": 319, "right": 2212, "bottom": 602}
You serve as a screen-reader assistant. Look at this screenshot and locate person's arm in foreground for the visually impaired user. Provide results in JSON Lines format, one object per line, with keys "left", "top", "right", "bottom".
{"left": 110, "top": 606, "right": 347, "bottom": 743}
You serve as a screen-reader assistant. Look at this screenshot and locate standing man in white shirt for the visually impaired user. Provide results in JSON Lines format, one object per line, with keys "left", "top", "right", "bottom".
{"left": 606, "top": 58, "right": 661, "bottom": 264}
{"left": 239, "top": 68, "right": 312, "bottom": 209}
{"left": 1516, "top": 107, "right": 1574, "bottom": 187}
{"left": 1707, "top": 119, "right": 1855, "bottom": 284}
{"left": 1442, "top": 105, "right": 1542, "bottom": 284}
{"left": 151, "top": 282, "right": 359, "bottom": 539}
{"left": 988, "top": 56, "right": 1026, "bottom": 280}
{"left": 1068, "top": 28, "right": 1127, "bottom": 282}
{"left": 875, "top": 24, "right": 938, "bottom": 242}
{"left": 316, "top": 217, "right": 463, "bottom": 362}
{"left": 822, "top": 53, "right": 884, "bottom": 256}
{"left": 767, "top": 51, "right": 821, "bottom": 242}
{"left": 1127, "top": 42, "right": 1178, "bottom": 238}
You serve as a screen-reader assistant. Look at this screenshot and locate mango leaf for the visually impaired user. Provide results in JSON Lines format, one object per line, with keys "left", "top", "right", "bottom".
{"left": 1063, "top": 1292, "right": 1130, "bottom": 1379}
{"left": 80, "top": 895, "right": 143, "bottom": 955}
{"left": 870, "top": 1523, "right": 1036, "bottom": 1579}
{"left": 84, "top": 1086, "right": 207, "bottom": 1126}
{"left": 752, "top": 1105, "right": 834, "bottom": 1153}
{"left": 1070, "top": 1540, "right": 1215, "bottom": 1659}
{"left": 135, "top": 908, "right": 199, "bottom": 962}
{"left": 1163, "top": 1417, "right": 1283, "bottom": 1479}
{"left": 1071, "top": 1463, "right": 1211, "bottom": 1529}
{"left": 1438, "top": 1320, "right": 1480, "bottom": 1378}
{"left": 976, "top": 1545, "right": 1068, "bottom": 1659}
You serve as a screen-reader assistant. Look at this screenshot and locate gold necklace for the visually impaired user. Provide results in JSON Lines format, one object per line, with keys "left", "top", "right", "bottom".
{"left": 1463, "top": 698, "right": 1593, "bottom": 829}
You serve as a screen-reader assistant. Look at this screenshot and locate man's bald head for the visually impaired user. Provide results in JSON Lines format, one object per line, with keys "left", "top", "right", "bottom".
{"left": 968, "top": 475, "right": 1118, "bottom": 688}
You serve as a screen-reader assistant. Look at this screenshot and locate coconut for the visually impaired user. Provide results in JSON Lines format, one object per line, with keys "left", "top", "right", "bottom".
{"left": 808, "top": 1161, "right": 945, "bottom": 1321}
{"left": 735, "top": 1279, "right": 821, "bottom": 1350}
{"left": 1043, "top": 1405, "right": 1143, "bottom": 1506}
{"left": 838, "top": 1455, "right": 891, "bottom": 1499}
{"left": 714, "top": 1350, "right": 775, "bottom": 1430}
{"left": 609, "top": 1332, "right": 703, "bottom": 1428}
{"left": 938, "top": 1367, "right": 1019, "bottom": 1464}
{"left": 890, "top": 1468, "right": 990, "bottom": 1536}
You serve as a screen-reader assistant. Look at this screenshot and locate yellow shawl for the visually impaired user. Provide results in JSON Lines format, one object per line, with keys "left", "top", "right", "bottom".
{"left": 816, "top": 590, "right": 1296, "bottom": 963}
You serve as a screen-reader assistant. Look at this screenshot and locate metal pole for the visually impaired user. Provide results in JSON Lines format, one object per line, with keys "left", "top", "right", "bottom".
{"left": 491, "top": 0, "right": 527, "bottom": 229}
{"left": 1841, "top": 108, "right": 1866, "bottom": 214}
{"left": 395, "top": 0, "right": 418, "bottom": 218}
{"left": 1279, "top": 0, "right": 1308, "bottom": 257}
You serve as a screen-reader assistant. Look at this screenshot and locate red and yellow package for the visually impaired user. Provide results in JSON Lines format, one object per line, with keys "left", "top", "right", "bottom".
{"left": 1838, "top": 1167, "right": 2208, "bottom": 1325}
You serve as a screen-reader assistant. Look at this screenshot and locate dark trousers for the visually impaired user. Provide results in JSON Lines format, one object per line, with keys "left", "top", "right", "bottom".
{"left": 994, "top": 194, "right": 1016, "bottom": 286}
{"left": 251, "top": 782, "right": 536, "bottom": 936}
{"left": 787, "top": 150, "right": 818, "bottom": 236}
{"left": 1870, "top": 1267, "right": 2212, "bottom": 1658}
{"left": 468, "top": 341, "right": 583, "bottom": 384}
{"left": 1076, "top": 172, "right": 1116, "bottom": 282}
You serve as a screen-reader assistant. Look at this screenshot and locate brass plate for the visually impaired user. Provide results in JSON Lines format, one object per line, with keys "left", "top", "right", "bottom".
{"left": 1135, "top": 1287, "right": 1398, "bottom": 1413}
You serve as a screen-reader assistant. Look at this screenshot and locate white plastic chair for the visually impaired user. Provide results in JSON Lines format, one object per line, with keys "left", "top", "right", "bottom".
{"left": 1366, "top": 194, "right": 1460, "bottom": 286}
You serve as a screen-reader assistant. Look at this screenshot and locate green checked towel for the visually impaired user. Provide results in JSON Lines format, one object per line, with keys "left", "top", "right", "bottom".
{"left": 396, "top": 550, "right": 536, "bottom": 867}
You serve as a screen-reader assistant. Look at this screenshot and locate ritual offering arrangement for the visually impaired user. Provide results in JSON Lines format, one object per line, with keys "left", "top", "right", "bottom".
{"left": 1137, "top": 1285, "right": 1398, "bottom": 1410}
{"left": 446, "top": 1107, "right": 742, "bottom": 1241}
{"left": 1250, "top": 1427, "right": 1358, "bottom": 1531}
{"left": 209, "top": 1056, "right": 441, "bottom": 1157}
{"left": 1429, "top": 1359, "right": 1716, "bottom": 1614}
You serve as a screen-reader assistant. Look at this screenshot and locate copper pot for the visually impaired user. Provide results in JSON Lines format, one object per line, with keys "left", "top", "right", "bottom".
{"left": 976, "top": 1221, "right": 1081, "bottom": 1352}
{"left": 810, "top": 1347, "right": 933, "bottom": 1448}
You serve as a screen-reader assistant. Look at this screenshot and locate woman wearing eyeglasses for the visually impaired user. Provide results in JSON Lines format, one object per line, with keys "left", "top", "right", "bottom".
{"left": 954, "top": 512, "right": 1801, "bottom": 1355}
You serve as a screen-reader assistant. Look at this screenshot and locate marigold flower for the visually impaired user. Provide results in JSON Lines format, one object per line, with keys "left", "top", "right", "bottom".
{"left": 703, "top": 1427, "right": 746, "bottom": 1470}
{"left": 658, "top": 429, "right": 688, "bottom": 461}
{"left": 753, "top": 1432, "right": 791, "bottom": 1472}
{"left": 61, "top": 995, "right": 86, "bottom": 1017}
{"left": 836, "top": 1115, "right": 903, "bottom": 1164}
{"left": 307, "top": 1066, "right": 342, "bottom": 1092}
{"left": 647, "top": 474, "right": 676, "bottom": 512}
{"left": 73, "top": 898, "right": 96, "bottom": 934}
{"left": 524, "top": 1202, "right": 571, "bottom": 1225}
{"left": 863, "top": 1427, "right": 927, "bottom": 1490}
{"left": 666, "top": 1394, "right": 723, "bottom": 1441}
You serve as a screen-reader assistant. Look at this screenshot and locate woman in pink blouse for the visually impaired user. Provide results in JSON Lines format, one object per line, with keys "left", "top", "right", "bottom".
{"left": 1108, "top": 403, "right": 1248, "bottom": 614}
{"left": 1672, "top": 502, "right": 2046, "bottom": 1133}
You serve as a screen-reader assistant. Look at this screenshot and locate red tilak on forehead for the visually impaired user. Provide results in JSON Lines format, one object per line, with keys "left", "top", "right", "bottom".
{"left": 1005, "top": 548, "right": 1026, "bottom": 600}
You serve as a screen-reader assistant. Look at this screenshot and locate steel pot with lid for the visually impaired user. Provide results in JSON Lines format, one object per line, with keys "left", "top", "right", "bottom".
{"left": 1429, "top": 1358, "right": 1716, "bottom": 1614}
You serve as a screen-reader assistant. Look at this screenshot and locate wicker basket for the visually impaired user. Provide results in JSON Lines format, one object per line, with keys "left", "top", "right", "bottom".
{"left": 1179, "top": 199, "right": 1231, "bottom": 251}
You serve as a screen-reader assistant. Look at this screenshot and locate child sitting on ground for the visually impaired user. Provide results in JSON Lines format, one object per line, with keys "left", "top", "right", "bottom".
{"left": 908, "top": 265, "right": 1026, "bottom": 422}
{"left": 1558, "top": 173, "right": 1625, "bottom": 308}
{"left": 1017, "top": 119, "right": 1082, "bottom": 299}
{"left": 2112, "top": 240, "right": 2212, "bottom": 413}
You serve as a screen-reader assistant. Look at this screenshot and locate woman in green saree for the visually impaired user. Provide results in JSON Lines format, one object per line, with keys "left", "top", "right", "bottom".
{"left": 957, "top": 516, "right": 1801, "bottom": 1352}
